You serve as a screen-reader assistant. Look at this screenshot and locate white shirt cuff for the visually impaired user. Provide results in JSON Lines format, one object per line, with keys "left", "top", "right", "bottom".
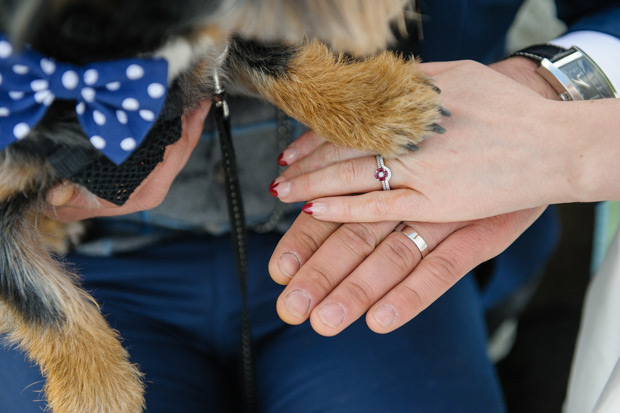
{"left": 550, "top": 31, "right": 620, "bottom": 91}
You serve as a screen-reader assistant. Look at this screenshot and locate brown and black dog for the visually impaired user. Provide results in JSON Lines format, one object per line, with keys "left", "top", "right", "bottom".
{"left": 0, "top": 1, "right": 444, "bottom": 411}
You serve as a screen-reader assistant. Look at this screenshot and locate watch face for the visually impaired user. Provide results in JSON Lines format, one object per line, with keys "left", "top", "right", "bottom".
{"left": 561, "top": 58, "right": 613, "bottom": 100}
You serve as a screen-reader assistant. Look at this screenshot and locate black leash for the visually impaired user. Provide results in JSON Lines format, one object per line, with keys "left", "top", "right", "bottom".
{"left": 212, "top": 80, "right": 256, "bottom": 411}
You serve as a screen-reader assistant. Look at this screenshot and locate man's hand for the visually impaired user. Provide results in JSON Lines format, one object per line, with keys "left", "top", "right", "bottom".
{"left": 45, "top": 103, "right": 210, "bottom": 221}
{"left": 270, "top": 207, "right": 545, "bottom": 335}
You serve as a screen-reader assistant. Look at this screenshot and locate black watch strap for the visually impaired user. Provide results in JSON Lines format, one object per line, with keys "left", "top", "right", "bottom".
{"left": 511, "top": 44, "right": 568, "bottom": 62}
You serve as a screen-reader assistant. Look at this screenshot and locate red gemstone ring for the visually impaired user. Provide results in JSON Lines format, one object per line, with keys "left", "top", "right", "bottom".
{"left": 375, "top": 155, "right": 392, "bottom": 190}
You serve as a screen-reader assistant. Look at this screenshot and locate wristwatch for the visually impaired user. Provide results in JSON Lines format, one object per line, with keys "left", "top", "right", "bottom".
{"left": 512, "top": 44, "right": 618, "bottom": 101}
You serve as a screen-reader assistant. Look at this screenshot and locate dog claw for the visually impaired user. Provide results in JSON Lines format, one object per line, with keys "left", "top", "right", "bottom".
{"left": 439, "top": 107, "right": 451, "bottom": 117}
{"left": 431, "top": 84, "right": 441, "bottom": 94}
{"left": 403, "top": 143, "right": 419, "bottom": 152}
{"left": 430, "top": 123, "right": 446, "bottom": 134}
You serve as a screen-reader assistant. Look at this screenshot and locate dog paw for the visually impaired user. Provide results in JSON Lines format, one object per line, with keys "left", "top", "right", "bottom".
{"left": 320, "top": 53, "right": 448, "bottom": 157}
{"left": 259, "top": 42, "right": 447, "bottom": 157}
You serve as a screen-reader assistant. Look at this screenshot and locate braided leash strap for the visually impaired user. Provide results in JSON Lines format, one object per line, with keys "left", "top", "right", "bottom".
{"left": 213, "top": 87, "right": 257, "bottom": 412}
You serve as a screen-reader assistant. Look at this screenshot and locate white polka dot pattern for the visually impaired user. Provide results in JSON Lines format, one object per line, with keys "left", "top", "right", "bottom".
{"left": 13, "top": 123, "right": 29, "bottom": 139}
{"left": 0, "top": 41, "right": 12, "bottom": 58}
{"left": 122, "top": 97, "right": 139, "bottom": 111}
{"left": 93, "top": 110, "right": 106, "bottom": 125}
{"left": 106, "top": 81, "right": 121, "bottom": 91}
{"left": 76, "top": 102, "right": 86, "bottom": 115}
{"left": 120, "top": 137, "right": 136, "bottom": 151}
{"left": 84, "top": 69, "right": 99, "bottom": 85}
{"left": 147, "top": 83, "right": 165, "bottom": 99}
{"left": 126, "top": 64, "right": 144, "bottom": 80}
{"left": 40, "top": 59, "right": 55, "bottom": 75}
{"left": 0, "top": 33, "right": 169, "bottom": 165}
{"left": 81, "top": 87, "right": 96, "bottom": 102}
{"left": 62, "top": 70, "right": 79, "bottom": 89}
{"left": 116, "top": 110, "right": 128, "bottom": 124}
{"left": 31, "top": 79, "right": 48, "bottom": 92}
{"left": 139, "top": 109, "right": 155, "bottom": 121}
{"left": 90, "top": 135, "right": 106, "bottom": 149}
{"left": 34, "top": 90, "right": 53, "bottom": 105}
{"left": 13, "top": 65, "right": 29, "bottom": 75}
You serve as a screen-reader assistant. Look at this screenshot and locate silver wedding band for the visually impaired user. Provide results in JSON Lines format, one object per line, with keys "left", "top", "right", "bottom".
{"left": 375, "top": 155, "right": 392, "bottom": 191}
{"left": 394, "top": 223, "right": 429, "bottom": 258}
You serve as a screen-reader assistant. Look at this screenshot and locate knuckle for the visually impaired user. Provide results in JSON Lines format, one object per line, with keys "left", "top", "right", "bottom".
{"left": 337, "top": 200, "right": 354, "bottom": 220}
{"left": 395, "top": 284, "right": 425, "bottom": 312}
{"left": 304, "top": 266, "right": 336, "bottom": 293}
{"left": 462, "top": 59, "right": 483, "bottom": 72}
{"left": 338, "top": 223, "right": 378, "bottom": 256}
{"left": 293, "top": 175, "right": 310, "bottom": 197}
{"left": 321, "top": 144, "right": 342, "bottom": 164}
{"left": 292, "top": 226, "right": 323, "bottom": 254}
{"left": 363, "top": 195, "right": 388, "bottom": 218}
{"left": 284, "top": 162, "right": 303, "bottom": 178}
{"left": 423, "top": 255, "right": 460, "bottom": 288}
{"left": 340, "top": 279, "right": 374, "bottom": 308}
{"left": 338, "top": 160, "right": 362, "bottom": 186}
{"left": 382, "top": 235, "right": 419, "bottom": 274}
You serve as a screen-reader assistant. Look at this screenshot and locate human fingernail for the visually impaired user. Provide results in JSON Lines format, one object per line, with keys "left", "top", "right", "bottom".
{"left": 302, "top": 203, "right": 313, "bottom": 215}
{"left": 46, "top": 183, "right": 74, "bottom": 206}
{"left": 278, "top": 148, "right": 298, "bottom": 166}
{"left": 302, "top": 202, "right": 324, "bottom": 215}
{"left": 269, "top": 180, "right": 279, "bottom": 197}
{"left": 284, "top": 290, "right": 311, "bottom": 318}
{"left": 318, "top": 303, "right": 345, "bottom": 328}
{"left": 278, "top": 251, "right": 301, "bottom": 278}
{"left": 373, "top": 305, "right": 397, "bottom": 328}
{"left": 270, "top": 181, "right": 290, "bottom": 198}
{"left": 269, "top": 177, "right": 287, "bottom": 197}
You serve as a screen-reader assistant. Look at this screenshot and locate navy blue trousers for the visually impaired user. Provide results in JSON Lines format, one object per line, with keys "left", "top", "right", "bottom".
{"left": 0, "top": 231, "right": 505, "bottom": 412}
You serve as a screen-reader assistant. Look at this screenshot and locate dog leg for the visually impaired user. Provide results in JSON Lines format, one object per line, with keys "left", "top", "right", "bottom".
{"left": 0, "top": 172, "right": 144, "bottom": 412}
{"left": 227, "top": 38, "right": 444, "bottom": 156}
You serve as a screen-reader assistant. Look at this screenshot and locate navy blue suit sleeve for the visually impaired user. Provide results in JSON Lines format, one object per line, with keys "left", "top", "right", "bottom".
{"left": 556, "top": 1, "right": 620, "bottom": 39}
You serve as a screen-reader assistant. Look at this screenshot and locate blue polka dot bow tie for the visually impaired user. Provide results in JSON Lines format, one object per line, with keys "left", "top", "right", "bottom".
{"left": 0, "top": 34, "right": 169, "bottom": 165}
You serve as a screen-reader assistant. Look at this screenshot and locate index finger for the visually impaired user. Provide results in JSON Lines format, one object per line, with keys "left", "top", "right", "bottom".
{"left": 269, "top": 212, "right": 341, "bottom": 284}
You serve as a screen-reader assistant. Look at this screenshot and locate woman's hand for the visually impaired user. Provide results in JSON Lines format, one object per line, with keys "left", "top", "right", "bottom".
{"left": 45, "top": 102, "right": 211, "bottom": 222}
{"left": 270, "top": 60, "right": 592, "bottom": 223}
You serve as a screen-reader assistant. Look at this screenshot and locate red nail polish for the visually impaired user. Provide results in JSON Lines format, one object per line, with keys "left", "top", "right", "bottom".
{"left": 277, "top": 152, "right": 288, "bottom": 166}
{"left": 269, "top": 181, "right": 279, "bottom": 197}
{"left": 302, "top": 203, "right": 313, "bottom": 215}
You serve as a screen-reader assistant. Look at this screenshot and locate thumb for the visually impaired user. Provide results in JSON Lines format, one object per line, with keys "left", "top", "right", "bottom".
{"left": 46, "top": 181, "right": 76, "bottom": 207}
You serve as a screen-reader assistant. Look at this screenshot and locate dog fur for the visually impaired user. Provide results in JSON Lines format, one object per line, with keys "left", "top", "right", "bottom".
{"left": 0, "top": 0, "right": 444, "bottom": 411}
